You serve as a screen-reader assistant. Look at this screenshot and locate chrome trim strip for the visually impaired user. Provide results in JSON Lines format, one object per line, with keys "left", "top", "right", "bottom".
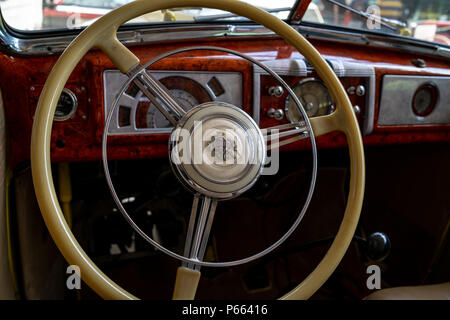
{"left": 327, "top": 59, "right": 376, "bottom": 135}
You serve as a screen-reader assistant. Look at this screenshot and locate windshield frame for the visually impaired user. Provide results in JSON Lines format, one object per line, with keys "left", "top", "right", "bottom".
{"left": 299, "top": 19, "right": 450, "bottom": 50}
{"left": 0, "top": 1, "right": 449, "bottom": 58}
{"left": 0, "top": 1, "right": 299, "bottom": 35}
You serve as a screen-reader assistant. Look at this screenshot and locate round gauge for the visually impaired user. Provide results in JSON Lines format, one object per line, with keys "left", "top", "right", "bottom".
{"left": 285, "top": 79, "right": 334, "bottom": 123}
{"left": 412, "top": 82, "right": 439, "bottom": 117}
{"left": 54, "top": 88, "right": 77, "bottom": 121}
{"left": 147, "top": 89, "right": 199, "bottom": 128}
{"left": 136, "top": 76, "right": 212, "bottom": 129}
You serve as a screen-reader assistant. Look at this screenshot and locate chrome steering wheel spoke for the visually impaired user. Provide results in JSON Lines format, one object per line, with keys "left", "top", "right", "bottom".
{"left": 127, "top": 65, "right": 187, "bottom": 126}
{"left": 183, "top": 195, "right": 218, "bottom": 271}
{"left": 263, "top": 121, "right": 310, "bottom": 151}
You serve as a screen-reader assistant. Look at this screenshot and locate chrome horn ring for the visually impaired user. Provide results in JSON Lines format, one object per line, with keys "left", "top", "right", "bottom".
{"left": 102, "top": 46, "right": 318, "bottom": 268}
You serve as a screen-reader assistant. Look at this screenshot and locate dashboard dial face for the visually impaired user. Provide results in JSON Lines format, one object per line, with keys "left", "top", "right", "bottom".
{"left": 146, "top": 89, "right": 199, "bottom": 128}
{"left": 135, "top": 76, "right": 212, "bottom": 129}
{"left": 285, "top": 79, "right": 334, "bottom": 123}
{"left": 55, "top": 88, "right": 77, "bottom": 121}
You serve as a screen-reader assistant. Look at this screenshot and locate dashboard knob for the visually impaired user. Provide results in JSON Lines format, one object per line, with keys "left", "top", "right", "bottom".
{"left": 347, "top": 85, "right": 365, "bottom": 96}
{"left": 347, "top": 86, "right": 356, "bottom": 95}
{"left": 267, "top": 108, "right": 284, "bottom": 120}
{"left": 356, "top": 85, "right": 366, "bottom": 96}
{"left": 366, "top": 232, "right": 391, "bottom": 262}
{"left": 268, "top": 86, "right": 284, "bottom": 97}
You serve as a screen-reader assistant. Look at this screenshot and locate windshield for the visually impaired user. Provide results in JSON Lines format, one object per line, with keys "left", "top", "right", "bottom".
{"left": 0, "top": 0, "right": 295, "bottom": 31}
{"left": 1, "top": 0, "right": 448, "bottom": 46}
{"left": 304, "top": 0, "right": 450, "bottom": 46}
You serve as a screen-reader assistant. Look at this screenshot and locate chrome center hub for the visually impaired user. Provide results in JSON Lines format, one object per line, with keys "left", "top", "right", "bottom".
{"left": 170, "top": 102, "right": 266, "bottom": 199}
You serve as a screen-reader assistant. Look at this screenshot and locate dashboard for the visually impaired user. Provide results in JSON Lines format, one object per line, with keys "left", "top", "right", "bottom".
{"left": 1, "top": 37, "right": 450, "bottom": 168}
{"left": 102, "top": 56, "right": 374, "bottom": 136}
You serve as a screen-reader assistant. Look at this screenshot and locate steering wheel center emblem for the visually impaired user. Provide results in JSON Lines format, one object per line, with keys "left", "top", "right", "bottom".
{"left": 206, "top": 132, "right": 237, "bottom": 164}
{"left": 169, "top": 102, "right": 266, "bottom": 199}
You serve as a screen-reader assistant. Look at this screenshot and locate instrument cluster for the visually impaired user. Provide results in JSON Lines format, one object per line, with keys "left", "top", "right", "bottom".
{"left": 103, "top": 70, "right": 243, "bottom": 134}
{"left": 258, "top": 74, "right": 370, "bottom": 133}
{"left": 254, "top": 58, "right": 375, "bottom": 135}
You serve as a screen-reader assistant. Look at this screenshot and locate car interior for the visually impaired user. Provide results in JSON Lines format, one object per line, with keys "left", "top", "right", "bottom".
{"left": 0, "top": 0, "right": 448, "bottom": 300}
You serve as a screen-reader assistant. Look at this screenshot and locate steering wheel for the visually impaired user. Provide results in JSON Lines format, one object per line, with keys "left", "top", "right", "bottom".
{"left": 31, "top": 0, "right": 365, "bottom": 300}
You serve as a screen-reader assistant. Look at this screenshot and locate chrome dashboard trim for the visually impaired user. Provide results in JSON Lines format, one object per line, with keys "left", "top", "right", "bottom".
{"left": 328, "top": 59, "right": 376, "bottom": 135}
{"left": 378, "top": 75, "right": 450, "bottom": 126}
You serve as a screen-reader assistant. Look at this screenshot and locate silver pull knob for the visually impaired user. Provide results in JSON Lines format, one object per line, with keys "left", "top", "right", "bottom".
{"left": 268, "top": 86, "right": 284, "bottom": 97}
{"left": 267, "top": 108, "right": 284, "bottom": 120}
{"left": 347, "top": 85, "right": 365, "bottom": 96}
{"left": 347, "top": 86, "right": 356, "bottom": 95}
{"left": 356, "top": 85, "right": 365, "bottom": 96}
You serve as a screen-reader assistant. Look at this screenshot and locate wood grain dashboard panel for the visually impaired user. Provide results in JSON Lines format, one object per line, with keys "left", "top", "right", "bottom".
{"left": 1, "top": 37, "right": 450, "bottom": 168}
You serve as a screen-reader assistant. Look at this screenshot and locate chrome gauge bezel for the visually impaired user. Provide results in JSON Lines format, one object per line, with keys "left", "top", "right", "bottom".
{"left": 284, "top": 77, "right": 334, "bottom": 123}
{"left": 54, "top": 88, "right": 78, "bottom": 122}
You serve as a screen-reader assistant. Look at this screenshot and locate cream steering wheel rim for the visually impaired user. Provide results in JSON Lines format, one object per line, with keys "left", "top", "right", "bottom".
{"left": 30, "top": 0, "right": 365, "bottom": 300}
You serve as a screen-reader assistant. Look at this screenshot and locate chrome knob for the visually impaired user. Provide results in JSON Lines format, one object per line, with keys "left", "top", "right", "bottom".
{"left": 268, "top": 86, "right": 284, "bottom": 97}
{"left": 366, "top": 232, "right": 391, "bottom": 262}
{"left": 356, "top": 85, "right": 365, "bottom": 96}
{"left": 347, "top": 86, "right": 356, "bottom": 95}
{"left": 353, "top": 105, "right": 361, "bottom": 115}
{"left": 347, "top": 85, "right": 365, "bottom": 96}
{"left": 267, "top": 108, "right": 284, "bottom": 120}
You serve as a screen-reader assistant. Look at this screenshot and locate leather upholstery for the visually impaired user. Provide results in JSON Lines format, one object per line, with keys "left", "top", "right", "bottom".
{"left": 365, "top": 282, "right": 450, "bottom": 300}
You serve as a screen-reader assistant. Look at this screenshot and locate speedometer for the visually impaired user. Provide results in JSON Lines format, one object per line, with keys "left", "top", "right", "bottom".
{"left": 146, "top": 89, "right": 199, "bottom": 128}
{"left": 285, "top": 78, "right": 334, "bottom": 123}
{"left": 137, "top": 76, "right": 212, "bottom": 129}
